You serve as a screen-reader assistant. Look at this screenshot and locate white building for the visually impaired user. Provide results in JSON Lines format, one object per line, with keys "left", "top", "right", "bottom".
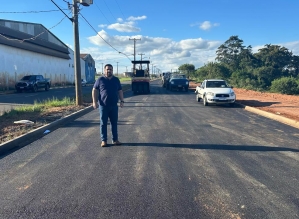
{"left": 0, "top": 19, "right": 85, "bottom": 90}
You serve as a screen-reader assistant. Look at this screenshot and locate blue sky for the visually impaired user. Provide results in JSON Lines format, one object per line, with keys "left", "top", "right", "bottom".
{"left": 1, "top": 0, "right": 299, "bottom": 74}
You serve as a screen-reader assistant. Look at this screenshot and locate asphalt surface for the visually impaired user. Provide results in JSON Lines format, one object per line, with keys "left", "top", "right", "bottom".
{"left": 0, "top": 80, "right": 299, "bottom": 218}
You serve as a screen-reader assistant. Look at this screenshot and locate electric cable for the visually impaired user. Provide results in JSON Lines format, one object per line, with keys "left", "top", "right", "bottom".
{"left": 94, "top": 1, "right": 111, "bottom": 24}
{"left": 114, "top": 0, "right": 126, "bottom": 19}
{"left": 102, "top": 0, "right": 117, "bottom": 21}
{"left": 0, "top": 15, "right": 69, "bottom": 43}
{"left": 79, "top": 13, "right": 132, "bottom": 61}
{"left": 0, "top": 9, "right": 68, "bottom": 13}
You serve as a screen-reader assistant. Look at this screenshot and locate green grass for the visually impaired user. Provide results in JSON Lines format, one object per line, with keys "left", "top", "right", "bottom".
{"left": 1, "top": 97, "right": 76, "bottom": 118}
{"left": 41, "top": 97, "right": 75, "bottom": 107}
{"left": 119, "top": 77, "right": 132, "bottom": 82}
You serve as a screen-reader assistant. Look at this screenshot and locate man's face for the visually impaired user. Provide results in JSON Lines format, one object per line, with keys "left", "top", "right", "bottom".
{"left": 105, "top": 66, "right": 113, "bottom": 78}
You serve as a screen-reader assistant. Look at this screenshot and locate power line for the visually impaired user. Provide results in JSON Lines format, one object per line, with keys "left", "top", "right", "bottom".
{"left": 79, "top": 13, "right": 132, "bottom": 61}
{"left": 50, "top": 0, "right": 72, "bottom": 21}
{"left": 0, "top": 9, "right": 68, "bottom": 14}
{"left": 114, "top": 0, "right": 126, "bottom": 19}
{"left": 103, "top": 0, "right": 117, "bottom": 21}
{"left": 0, "top": 15, "right": 69, "bottom": 43}
{"left": 94, "top": 1, "right": 111, "bottom": 24}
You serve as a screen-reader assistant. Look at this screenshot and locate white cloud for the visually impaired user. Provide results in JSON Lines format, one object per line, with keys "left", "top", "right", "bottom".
{"left": 252, "top": 41, "right": 299, "bottom": 55}
{"left": 86, "top": 31, "right": 222, "bottom": 72}
{"left": 107, "top": 23, "right": 140, "bottom": 32}
{"left": 199, "top": 21, "right": 219, "bottom": 31}
{"left": 98, "top": 16, "right": 146, "bottom": 33}
{"left": 98, "top": 24, "right": 107, "bottom": 28}
{"left": 280, "top": 41, "right": 299, "bottom": 55}
{"left": 127, "top": 16, "right": 147, "bottom": 21}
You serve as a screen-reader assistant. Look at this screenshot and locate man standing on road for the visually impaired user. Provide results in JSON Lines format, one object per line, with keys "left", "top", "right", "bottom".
{"left": 92, "top": 64, "right": 125, "bottom": 147}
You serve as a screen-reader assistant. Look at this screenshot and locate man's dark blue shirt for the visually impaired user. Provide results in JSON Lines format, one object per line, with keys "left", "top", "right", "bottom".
{"left": 93, "top": 76, "right": 122, "bottom": 106}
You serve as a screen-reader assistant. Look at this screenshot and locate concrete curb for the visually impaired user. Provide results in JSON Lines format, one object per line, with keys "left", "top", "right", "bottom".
{"left": 236, "top": 102, "right": 299, "bottom": 129}
{"left": 0, "top": 106, "right": 93, "bottom": 155}
{"left": 191, "top": 86, "right": 299, "bottom": 129}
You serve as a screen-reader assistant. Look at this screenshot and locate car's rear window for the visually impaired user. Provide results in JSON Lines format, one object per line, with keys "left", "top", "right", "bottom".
{"left": 206, "top": 81, "right": 227, "bottom": 88}
{"left": 22, "top": 76, "right": 34, "bottom": 81}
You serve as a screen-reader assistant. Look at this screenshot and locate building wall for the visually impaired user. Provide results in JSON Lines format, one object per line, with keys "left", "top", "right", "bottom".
{"left": 82, "top": 54, "right": 96, "bottom": 84}
{"left": 69, "top": 48, "right": 86, "bottom": 84}
{"left": 0, "top": 44, "right": 77, "bottom": 90}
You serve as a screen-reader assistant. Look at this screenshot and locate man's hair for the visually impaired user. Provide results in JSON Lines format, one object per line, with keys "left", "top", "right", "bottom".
{"left": 105, "top": 64, "right": 113, "bottom": 69}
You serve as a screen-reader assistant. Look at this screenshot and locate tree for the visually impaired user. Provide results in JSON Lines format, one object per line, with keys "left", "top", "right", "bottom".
{"left": 216, "top": 35, "right": 246, "bottom": 71}
{"left": 178, "top": 64, "right": 195, "bottom": 79}
{"left": 289, "top": 55, "right": 299, "bottom": 78}
{"left": 194, "top": 62, "right": 230, "bottom": 81}
{"left": 254, "top": 44, "right": 292, "bottom": 72}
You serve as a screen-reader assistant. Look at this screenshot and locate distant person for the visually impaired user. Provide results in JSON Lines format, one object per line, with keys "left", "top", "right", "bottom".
{"left": 92, "top": 64, "right": 125, "bottom": 147}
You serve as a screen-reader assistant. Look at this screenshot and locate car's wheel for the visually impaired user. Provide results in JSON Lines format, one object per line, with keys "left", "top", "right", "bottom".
{"left": 32, "top": 85, "right": 38, "bottom": 92}
{"left": 16, "top": 88, "right": 22, "bottom": 93}
{"left": 185, "top": 87, "right": 188, "bottom": 92}
{"left": 196, "top": 94, "right": 201, "bottom": 102}
{"left": 203, "top": 96, "right": 208, "bottom": 106}
{"left": 45, "top": 84, "right": 49, "bottom": 91}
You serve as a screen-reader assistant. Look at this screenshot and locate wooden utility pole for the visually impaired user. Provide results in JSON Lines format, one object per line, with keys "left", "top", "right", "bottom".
{"left": 138, "top": 53, "right": 145, "bottom": 70}
{"left": 129, "top": 38, "right": 141, "bottom": 73}
{"left": 116, "top": 62, "right": 119, "bottom": 76}
{"left": 138, "top": 53, "right": 145, "bottom": 61}
{"left": 51, "top": 0, "right": 92, "bottom": 105}
{"left": 73, "top": 0, "right": 82, "bottom": 105}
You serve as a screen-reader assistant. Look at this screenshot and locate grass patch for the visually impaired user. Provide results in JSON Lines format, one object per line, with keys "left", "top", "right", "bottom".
{"left": 41, "top": 97, "right": 75, "bottom": 107}
{"left": 119, "top": 77, "right": 132, "bottom": 82}
{"left": 1, "top": 97, "right": 77, "bottom": 119}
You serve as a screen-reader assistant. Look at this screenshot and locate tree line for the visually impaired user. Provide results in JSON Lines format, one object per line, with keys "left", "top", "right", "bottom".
{"left": 178, "top": 35, "right": 299, "bottom": 94}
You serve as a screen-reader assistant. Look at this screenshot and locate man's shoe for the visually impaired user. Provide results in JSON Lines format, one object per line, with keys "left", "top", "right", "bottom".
{"left": 101, "top": 141, "right": 107, "bottom": 147}
{"left": 112, "top": 140, "right": 122, "bottom": 145}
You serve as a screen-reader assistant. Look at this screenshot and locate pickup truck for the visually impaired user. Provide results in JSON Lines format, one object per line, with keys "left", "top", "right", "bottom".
{"left": 15, "top": 75, "right": 51, "bottom": 92}
{"left": 195, "top": 79, "right": 236, "bottom": 107}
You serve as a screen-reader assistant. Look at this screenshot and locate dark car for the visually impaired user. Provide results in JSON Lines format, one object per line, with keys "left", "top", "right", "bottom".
{"left": 162, "top": 72, "right": 172, "bottom": 88}
{"left": 15, "top": 75, "right": 51, "bottom": 92}
{"left": 167, "top": 74, "right": 189, "bottom": 92}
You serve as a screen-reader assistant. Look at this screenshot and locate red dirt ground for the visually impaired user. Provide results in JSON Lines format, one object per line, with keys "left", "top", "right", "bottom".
{"left": 189, "top": 82, "right": 299, "bottom": 123}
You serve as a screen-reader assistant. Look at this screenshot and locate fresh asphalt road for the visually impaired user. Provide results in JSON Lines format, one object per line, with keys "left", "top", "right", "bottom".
{"left": 0, "top": 80, "right": 299, "bottom": 218}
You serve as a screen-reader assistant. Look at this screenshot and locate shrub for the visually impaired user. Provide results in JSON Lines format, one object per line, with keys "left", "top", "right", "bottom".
{"left": 270, "top": 77, "right": 299, "bottom": 94}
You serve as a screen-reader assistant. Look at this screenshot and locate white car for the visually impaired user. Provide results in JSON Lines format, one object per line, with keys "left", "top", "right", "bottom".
{"left": 195, "top": 79, "right": 236, "bottom": 106}
{"left": 81, "top": 79, "right": 87, "bottom": 86}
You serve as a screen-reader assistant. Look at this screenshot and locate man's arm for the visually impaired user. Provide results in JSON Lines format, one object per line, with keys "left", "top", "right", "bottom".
{"left": 118, "top": 90, "right": 124, "bottom": 107}
{"left": 92, "top": 88, "right": 98, "bottom": 109}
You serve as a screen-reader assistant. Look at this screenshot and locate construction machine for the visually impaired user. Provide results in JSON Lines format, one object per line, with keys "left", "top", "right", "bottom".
{"left": 131, "top": 60, "right": 150, "bottom": 94}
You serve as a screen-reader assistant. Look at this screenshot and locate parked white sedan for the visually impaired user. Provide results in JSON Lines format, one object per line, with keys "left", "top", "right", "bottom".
{"left": 195, "top": 79, "right": 236, "bottom": 106}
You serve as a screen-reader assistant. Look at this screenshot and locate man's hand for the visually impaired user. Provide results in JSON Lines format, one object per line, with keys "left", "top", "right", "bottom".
{"left": 120, "top": 102, "right": 124, "bottom": 108}
{"left": 92, "top": 102, "right": 98, "bottom": 109}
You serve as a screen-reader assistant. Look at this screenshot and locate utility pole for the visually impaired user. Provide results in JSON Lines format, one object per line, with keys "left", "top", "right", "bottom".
{"left": 72, "top": 0, "right": 82, "bottom": 105}
{"left": 101, "top": 63, "right": 104, "bottom": 74}
{"left": 116, "top": 62, "right": 119, "bottom": 76}
{"left": 51, "top": 0, "right": 92, "bottom": 105}
{"left": 138, "top": 53, "right": 145, "bottom": 61}
{"left": 151, "top": 64, "right": 154, "bottom": 75}
{"left": 129, "top": 38, "right": 141, "bottom": 73}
